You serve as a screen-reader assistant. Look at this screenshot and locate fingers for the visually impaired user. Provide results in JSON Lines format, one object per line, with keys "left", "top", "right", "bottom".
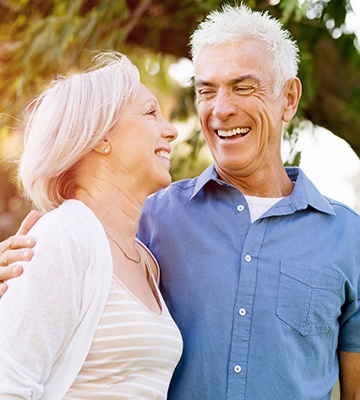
{"left": 0, "top": 234, "right": 34, "bottom": 278}
{"left": 0, "top": 246, "right": 29, "bottom": 298}
{"left": 0, "top": 211, "right": 39, "bottom": 298}
{"left": 16, "top": 210, "right": 41, "bottom": 235}
{"left": 0, "top": 264, "right": 24, "bottom": 296}
{"left": 0, "top": 210, "right": 39, "bottom": 259}
{"left": 0, "top": 245, "right": 33, "bottom": 266}
{"left": 0, "top": 282, "right": 8, "bottom": 297}
{"left": 0, "top": 235, "right": 35, "bottom": 257}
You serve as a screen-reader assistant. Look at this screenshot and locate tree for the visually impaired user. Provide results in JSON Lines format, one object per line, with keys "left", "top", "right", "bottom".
{"left": 1, "top": 0, "right": 359, "bottom": 156}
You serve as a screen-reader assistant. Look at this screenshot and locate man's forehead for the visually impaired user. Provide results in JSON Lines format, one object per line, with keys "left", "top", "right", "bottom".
{"left": 194, "top": 41, "right": 273, "bottom": 85}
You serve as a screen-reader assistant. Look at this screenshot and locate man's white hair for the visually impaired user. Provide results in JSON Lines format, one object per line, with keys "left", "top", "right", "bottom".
{"left": 190, "top": 3, "right": 300, "bottom": 96}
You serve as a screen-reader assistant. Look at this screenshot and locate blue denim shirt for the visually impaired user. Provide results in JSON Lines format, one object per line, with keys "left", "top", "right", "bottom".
{"left": 138, "top": 165, "right": 360, "bottom": 400}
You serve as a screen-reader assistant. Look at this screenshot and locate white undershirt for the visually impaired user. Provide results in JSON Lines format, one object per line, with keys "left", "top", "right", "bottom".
{"left": 244, "top": 195, "right": 283, "bottom": 223}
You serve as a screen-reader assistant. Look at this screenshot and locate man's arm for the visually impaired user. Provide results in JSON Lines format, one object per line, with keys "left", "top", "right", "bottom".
{"left": 339, "top": 351, "right": 360, "bottom": 399}
{"left": 0, "top": 210, "right": 40, "bottom": 295}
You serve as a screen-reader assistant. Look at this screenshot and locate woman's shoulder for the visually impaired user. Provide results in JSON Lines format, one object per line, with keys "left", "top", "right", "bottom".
{"left": 29, "top": 200, "right": 104, "bottom": 259}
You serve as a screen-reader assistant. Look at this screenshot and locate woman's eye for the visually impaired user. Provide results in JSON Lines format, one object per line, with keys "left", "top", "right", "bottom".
{"left": 147, "top": 109, "right": 157, "bottom": 116}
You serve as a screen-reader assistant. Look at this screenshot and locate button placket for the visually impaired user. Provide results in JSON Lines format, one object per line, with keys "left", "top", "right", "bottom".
{"left": 237, "top": 204, "right": 245, "bottom": 212}
{"left": 245, "top": 254, "right": 252, "bottom": 262}
{"left": 234, "top": 365, "right": 242, "bottom": 373}
{"left": 227, "top": 216, "right": 267, "bottom": 397}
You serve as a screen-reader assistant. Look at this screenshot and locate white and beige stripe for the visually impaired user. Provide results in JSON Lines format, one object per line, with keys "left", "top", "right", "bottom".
{"left": 64, "top": 274, "right": 183, "bottom": 399}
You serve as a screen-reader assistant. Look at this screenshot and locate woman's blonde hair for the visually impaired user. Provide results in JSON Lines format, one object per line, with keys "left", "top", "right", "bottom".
{"left": 19, "top": 51, "right": 140, "bottom": 213}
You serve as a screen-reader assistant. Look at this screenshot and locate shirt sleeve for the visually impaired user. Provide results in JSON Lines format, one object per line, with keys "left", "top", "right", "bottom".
{"left": 338, "top": 276, "right": 360, "bottom": 352}
{"left": 0, "top": 218, "right": 87, "bottom": 399}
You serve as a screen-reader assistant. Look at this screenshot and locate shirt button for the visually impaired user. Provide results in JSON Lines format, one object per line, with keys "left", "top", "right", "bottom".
{"left": 245, "top": 254, "right": 252, "bottom": 262}
{"left": 237, "top": 204, "right": 245, "bottom": 212}
{"left": 234, "top": 365, "right": 242, "bottom": 373}
{"left": 239, "top": 308, "right": 247, "bottom": 316}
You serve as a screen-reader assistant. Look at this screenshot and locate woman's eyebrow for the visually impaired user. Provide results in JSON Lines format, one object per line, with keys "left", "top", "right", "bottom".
{"left": 140, "top": 98, "right": 158, "bottom": 108}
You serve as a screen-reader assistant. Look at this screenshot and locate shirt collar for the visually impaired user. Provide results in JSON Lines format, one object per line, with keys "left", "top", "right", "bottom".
{"left": 190, "top": 163, "right": 335, "bottom": 216}
{"left": 190, "top": 164, "right": 221, "bottom": 200}
{"left": 286, "top": 167, "right": 335, "bottom": 215}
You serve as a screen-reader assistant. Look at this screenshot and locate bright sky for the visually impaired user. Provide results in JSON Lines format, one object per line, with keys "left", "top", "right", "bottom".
{"left": 295, "top": 128, "right": 360, "bottom": 211}
{"left": 348, "top": 0, "right": 360, "bottom": 38}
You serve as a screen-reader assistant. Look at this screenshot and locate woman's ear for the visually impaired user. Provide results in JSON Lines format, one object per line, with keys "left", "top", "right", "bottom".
{"left": 282, "top": 77, "right": 302, "bottom": 123}
{"left": 93, "top": 138, "right": 112, "bottom": 155}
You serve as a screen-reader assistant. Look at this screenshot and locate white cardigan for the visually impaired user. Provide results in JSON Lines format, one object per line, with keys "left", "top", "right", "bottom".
{"left": 0, "top": 200, "right": 113, "bottom": 399}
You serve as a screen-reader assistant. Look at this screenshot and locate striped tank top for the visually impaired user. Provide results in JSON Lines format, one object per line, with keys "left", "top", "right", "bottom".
{"left": 64, "top": 252, "right": 183, "bottom": 399}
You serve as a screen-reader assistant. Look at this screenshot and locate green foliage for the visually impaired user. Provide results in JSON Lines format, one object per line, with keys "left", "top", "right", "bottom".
{"left": 279, "top": 0, "right": 305, "bottom": 23}
{"left": 170, "top": 128, "right": 211, "bottom": 181}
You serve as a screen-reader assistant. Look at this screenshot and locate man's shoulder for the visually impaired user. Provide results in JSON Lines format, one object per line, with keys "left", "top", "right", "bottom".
{"left": 166, "top": 177, "right": 198, "bottom": 192}
{"left": 149, "top": 177, "right": 198, "bottom": 201}
{"left": 325, "top": 196, "right": 360, "bottom": 223}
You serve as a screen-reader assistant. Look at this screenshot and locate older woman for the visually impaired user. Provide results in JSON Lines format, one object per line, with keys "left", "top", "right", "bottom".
{"left": 0, "top": 52, "right": 182, "bottom": 399}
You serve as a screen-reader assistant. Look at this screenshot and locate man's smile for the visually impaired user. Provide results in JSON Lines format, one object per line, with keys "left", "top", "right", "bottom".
{"left": 216, "top": 127, "right": 251, "bottom": 139}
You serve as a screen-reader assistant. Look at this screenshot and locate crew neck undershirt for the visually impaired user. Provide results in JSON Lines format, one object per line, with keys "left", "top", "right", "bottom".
{"left": 244, "top": 195, "right": 283, "bottom": 223}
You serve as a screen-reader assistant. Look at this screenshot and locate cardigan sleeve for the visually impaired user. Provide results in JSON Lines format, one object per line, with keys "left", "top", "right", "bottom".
{"left": 0, "top": 215, "right": 90, "bottom": 399}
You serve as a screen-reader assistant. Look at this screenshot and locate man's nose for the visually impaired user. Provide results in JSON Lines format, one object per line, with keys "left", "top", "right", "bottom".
{"left": 212, "top": 90, "right": 237, "bottom": 120}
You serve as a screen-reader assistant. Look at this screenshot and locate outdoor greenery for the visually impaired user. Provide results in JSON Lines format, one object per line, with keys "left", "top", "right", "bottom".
{"left": 0, "top": 0, "right": 359, "bottom": 241}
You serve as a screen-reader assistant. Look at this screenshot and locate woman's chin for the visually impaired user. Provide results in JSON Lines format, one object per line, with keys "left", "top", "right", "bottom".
{"left": 150, "top": 175, "right": 172, "bottom": 194}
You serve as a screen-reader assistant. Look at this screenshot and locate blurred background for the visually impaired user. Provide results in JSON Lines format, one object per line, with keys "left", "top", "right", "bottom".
{"left": 0, "top": 2, "right": 359, "bottom": 397}
{"left": 1, "top": 0, "right": 360, "bottom": 246}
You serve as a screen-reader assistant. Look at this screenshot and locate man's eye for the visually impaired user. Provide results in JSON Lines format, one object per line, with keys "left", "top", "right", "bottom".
{"left": 196, "top": 89, "right": 215, "bottom": 98}
{"left": 236, "top": 86, "right": 254, "bottom": 94}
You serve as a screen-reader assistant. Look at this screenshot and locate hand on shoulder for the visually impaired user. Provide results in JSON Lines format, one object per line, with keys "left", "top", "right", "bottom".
{"left": 0, "top": 210, "right": 41, "bottom": 295}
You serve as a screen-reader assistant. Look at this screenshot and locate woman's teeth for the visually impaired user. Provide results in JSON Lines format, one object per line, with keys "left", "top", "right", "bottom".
{"left": 156, "top": 150, "right": 170, "bottom": 160}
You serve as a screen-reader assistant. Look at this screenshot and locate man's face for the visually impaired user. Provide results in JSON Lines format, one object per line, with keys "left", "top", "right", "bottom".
{"left": 194, "top": 39, "right": 290, "bottom": 184}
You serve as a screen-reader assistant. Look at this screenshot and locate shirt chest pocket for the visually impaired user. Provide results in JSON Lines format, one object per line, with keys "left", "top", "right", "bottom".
{"left": 276, "top": 260, "right": 344, "bottom": 336}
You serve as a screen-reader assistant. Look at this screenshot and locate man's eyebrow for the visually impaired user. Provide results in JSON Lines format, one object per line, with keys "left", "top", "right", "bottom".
{"left": 194, "top": 79, "right": 215, "bottom": 88}
{"left": 194, "top": 74, "right": 260, "bottom": 88}
{"left": 229, "top": 74, "right": 260, "bottom": 85}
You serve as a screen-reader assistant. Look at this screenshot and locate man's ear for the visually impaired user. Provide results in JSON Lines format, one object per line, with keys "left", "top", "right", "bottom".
{"left": 282, "top": 77, "right": 302, "bottom": 123}
{"left": 93, "top": 138, "right": 112, "bottom": 155}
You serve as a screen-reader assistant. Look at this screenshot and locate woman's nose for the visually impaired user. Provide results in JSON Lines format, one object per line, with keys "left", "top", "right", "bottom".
{"left": 162, "top": 119, "right": 179, "bottom": 142}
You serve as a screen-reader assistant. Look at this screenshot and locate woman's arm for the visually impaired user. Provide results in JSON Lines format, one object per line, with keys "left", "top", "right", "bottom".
{"left": 0, "top": 218, "right": 83, "bottom": 398}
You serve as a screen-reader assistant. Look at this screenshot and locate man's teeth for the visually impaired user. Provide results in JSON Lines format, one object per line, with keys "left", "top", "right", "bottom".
{"left": 217, "top": 127, "right": 250, "bottom": 138}
{"left": 156, "top": 150, "right": 170, "bottom": 160}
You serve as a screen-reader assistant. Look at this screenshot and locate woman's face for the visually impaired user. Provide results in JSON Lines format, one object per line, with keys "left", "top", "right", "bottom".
{"left": 110, "top": 83, "right": 178, "bottom": 195}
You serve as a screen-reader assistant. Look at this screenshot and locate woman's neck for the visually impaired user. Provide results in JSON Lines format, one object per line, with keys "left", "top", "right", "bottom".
{"left": 74, "top": 181, "right": 143, "bottom": 243}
